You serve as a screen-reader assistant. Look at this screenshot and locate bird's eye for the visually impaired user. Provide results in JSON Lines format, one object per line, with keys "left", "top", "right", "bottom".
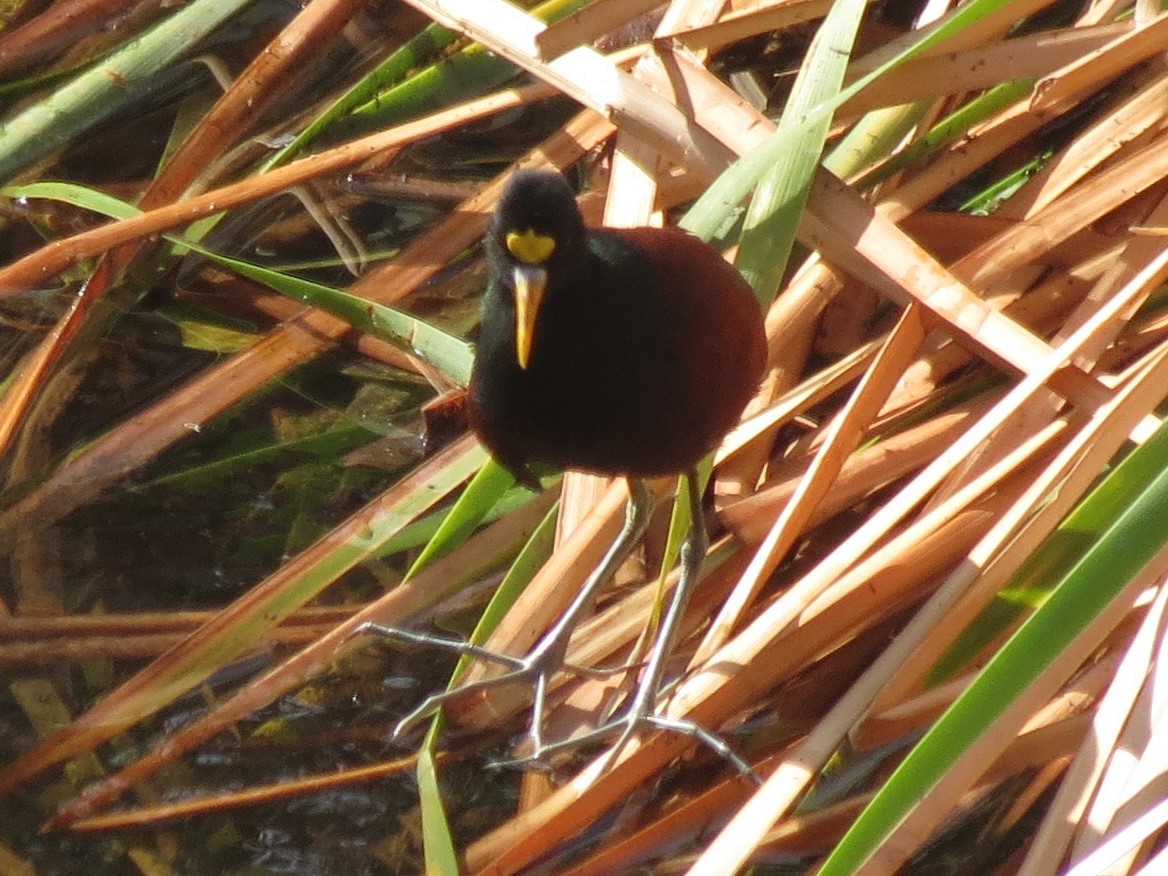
{"left": 506, "top": 229, "right": 556, "bottom": 265}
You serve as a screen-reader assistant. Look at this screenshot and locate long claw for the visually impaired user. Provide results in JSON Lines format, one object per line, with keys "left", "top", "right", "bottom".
{"left": 356, "top": 622, "right": 528, "bottom": 670}
{"left": 354, "top": 480, "right": 655, "bottom": 756}
{"left": 491, "top": 710, "right": 761, "bottom": 784}
{"left": 356, "top": 473, "right": 755, "bottom": 782}
{"left": 639, "top": 715, "right": 761, "bottom": 784}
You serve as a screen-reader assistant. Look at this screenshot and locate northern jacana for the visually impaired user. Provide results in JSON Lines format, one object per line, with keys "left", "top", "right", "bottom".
{"left": 363, "top": 169, "right": 766, "bottom": 772}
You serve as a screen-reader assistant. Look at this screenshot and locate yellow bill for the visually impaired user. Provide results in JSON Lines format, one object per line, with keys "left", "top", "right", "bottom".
{"left": 513, "top": 263, "right": 547, "bottom": 369}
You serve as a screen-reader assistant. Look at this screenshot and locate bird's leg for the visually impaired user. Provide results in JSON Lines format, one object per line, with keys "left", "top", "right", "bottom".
{"left": 356, "top": 478, "right": 655, "bottom": 757}
{"left": 617, "top": 468, "right": 708, "bottom": 727}
{"left": 499, "top": 468, "right": 758, "bottom": 781}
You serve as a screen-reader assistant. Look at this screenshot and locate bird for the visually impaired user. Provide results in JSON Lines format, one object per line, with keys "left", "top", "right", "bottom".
{"left": 360, "top": 168, "right": 767, "bottom": 773}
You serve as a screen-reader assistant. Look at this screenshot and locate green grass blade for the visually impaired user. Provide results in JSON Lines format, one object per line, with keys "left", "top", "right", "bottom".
{"left": 732, "top": 0, "right": 867, "bottom": 302}
{"left": 198, "top": 249, "right": 475, "bottom": 387}
{"left": 681, "top": 0, "right": 1016, "bottom": 248}
{"left": 646, "top": 464, "right": 710, "bottom": 637}
{"left": 464, "top": 500, "right": 559, "bottom": 659}
{"left": 850, "top": 79, "right": 1034, "bottom": 191}
{"left": 825, "top": 101, "right": 934, "bottom": 182}
{"left": 931, "top": 412, "right": 1168, "bottom": 685}
{"left": 3, "top": 180, "right": 475, "bottom": 386}
{"left": 405, "top": 457, "right": 518, "bottom": 576}
{"left": 268, "top": 0, "right": 589, "bottom": 166}
{"left": 417, "top": 729, "right": 460, "bottom": 876}
{"left": 0, "top": 0, "right": 254, "bottom": 182}
{"left": 3, "top": 180, "right": 143, "bottom": 219}
{"left": 327, "top": 43, "right": 524, "bottom": 144}
{"left": 415, "top": 501, "right": 560, "bottom": 872}
{"left": 261, "top": 21, "right": 461, "bottom": 169}
{"left": 817, "top": 417, "right": 1168, "bottom": 875}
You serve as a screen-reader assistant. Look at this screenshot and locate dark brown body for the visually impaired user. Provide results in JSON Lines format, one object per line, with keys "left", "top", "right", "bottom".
{"left": 469, "top": 187, "right": 766, "bottom": 486}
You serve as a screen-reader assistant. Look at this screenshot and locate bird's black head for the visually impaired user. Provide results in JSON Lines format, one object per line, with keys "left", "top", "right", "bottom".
{"left": 488, "top": 170, "right": 585, "bottom": 268}
{"left": 486, "top": 170, "right": 586, "bottom": 370}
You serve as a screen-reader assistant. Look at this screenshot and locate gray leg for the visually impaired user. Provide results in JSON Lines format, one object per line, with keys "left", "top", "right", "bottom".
{"left": 499, "top": 470, "right": 759, "bottom": 781}
{"left": 355, "top": 479, "right": 655, "bottom": 756}
{"left": 358, "top": 473, "right": 756, "bottom": 780}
